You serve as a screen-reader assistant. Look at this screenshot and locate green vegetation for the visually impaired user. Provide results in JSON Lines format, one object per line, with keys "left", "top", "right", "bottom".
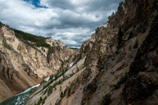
{"left": 72, "top": 54, "right": 81, "bottom": 65}
{"left": 47, "top": 86, "right": 53, "bottom": 96}
{"left": 60, "top": 91, "right": 64, "bottom": 98}
{"left": 47, "top": 46, "right": 56, "bottom": 63}
{"left": 128, "top": 31, "right": 133, "bottom": 40}
{"left": 41, "top": 47, "right": 45, "bottom": 52}
{"left": 0, "top": 21, "right": 5, "bottom": 28}
{"left": 112, "top": 12, "right": 115, "bottom": 16}
{"left": 43, "top": 64, "right": 70, "bottom": 90}
{"left": 86, "top": 70, "right": 91, "bottom": 78}
{"left": 76, "top": 64, "right": 79, "bottom": 72}
{"left": 110, "top": 71, "right": 115, "bottom": 75}
{"left": 72, "top": 90, "right": 75, "bottom": 94}
{"left": 106, "top": 46, "right": 109, "bottom": 50}
{"left": 108, "top": 16, "right": 111, "bottom": 20}
{"left": 133, "top": 39, "right": 139, "bottom": 49}
{"left": 42, "top": 63, "right": 79, "bottom": 96}
{"left": 124, "top": 26, "right": 128, "bottom": 32}
{"left": 0, "top": 21, "right": 56, "bottom": 59}
{"left": 117, "top": 27, "right": 124, "bottom": 48}
{"left": 129, "top": 45, "right": 132, "bottom": 51}
{"left": 124, "top": 0, "right": 128, "bottom": 4}
{"left": 68, "top": 88, "right": 71, "bottom": 96}
{"left": 101, "top": 93, "right": 111, "bottom": 105}
{"left": 14, "top": 29, "right": 50, "bottom": 48}
{"left": 34, "top": 97, "right": 47, "bottom": 105}
{"left": 0, "top": 21, "right": 11, "bottom": 29}
{"left": 2, "top": 40, "right": 14, "bottom": 50}
{"left": 56, "top": 46, "right": 61, "bottom": 51}
{"left": 97, "top": 46, "right": 103, "bottom": 70}
{"left": 109, "top": 44, "right": 113, "bottom": 49}
{"left": 97, "top": 56, "right": 104, "bottom": 71}
{"left": 114, "top": 73, "right": 127, "bottom": 89}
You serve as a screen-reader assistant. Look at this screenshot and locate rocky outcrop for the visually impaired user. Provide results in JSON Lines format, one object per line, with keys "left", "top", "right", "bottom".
{"left": 0, "top": 26, "right": 75, "bottom": 102}
{"left": 54, "top": 0, "right": 158, "bottom": 105}
{"left": 123, "top": 11, "right": 158, "bottom": 105}
{"left": 1, "top": 26, "right": 53, "bottom": 79}
{"left": 24, "top": 0, "right": 158, "bottom": 105}
{"left": 0, "top": 41, "right": 38, "bottom": 102}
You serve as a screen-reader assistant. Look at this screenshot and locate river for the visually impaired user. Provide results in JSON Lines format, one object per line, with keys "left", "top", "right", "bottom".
{"left": 0, "top": 84, "right": 40, "bottom": 105}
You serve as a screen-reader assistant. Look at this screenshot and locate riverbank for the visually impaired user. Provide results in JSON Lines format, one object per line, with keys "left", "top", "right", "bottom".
{"left": 0, "top": 84, "right": 40, "bottom": 105}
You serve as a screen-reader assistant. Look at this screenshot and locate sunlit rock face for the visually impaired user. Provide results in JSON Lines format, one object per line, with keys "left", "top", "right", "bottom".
{"left": 0, "top": 26, "right": 75, "bottom": 102}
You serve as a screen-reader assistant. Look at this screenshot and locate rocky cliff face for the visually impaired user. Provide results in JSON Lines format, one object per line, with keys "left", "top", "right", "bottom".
{"left": 0, "top": 26, "right": 74, "bottom": 102}
{"left": 123, "top": 6, "right": 158, "bottom": 105}
{"left": 25, "top": 0, "right": 158, "bottom": 105}
{"left": 50, "top": 0, "right": 158, "bottom": 105}
{"left": 45, "top": 37, "right": 74, "bottom": 71}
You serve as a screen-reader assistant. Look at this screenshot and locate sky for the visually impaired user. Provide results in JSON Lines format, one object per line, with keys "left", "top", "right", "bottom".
{"left": 0, "top": 0, "right": 122, "bottom": 48}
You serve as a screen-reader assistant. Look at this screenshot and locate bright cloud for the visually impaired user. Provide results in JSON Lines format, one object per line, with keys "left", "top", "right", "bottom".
{"left": 0, "top": 0, "right": 122, "bottom": 48}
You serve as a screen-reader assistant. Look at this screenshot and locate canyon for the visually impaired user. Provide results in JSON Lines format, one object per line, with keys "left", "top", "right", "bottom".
{"left": 0, "top": 24, "right": 75, "bottom": 103}
{"left": 0, "top": 0, "right": 158, "bottom": 105}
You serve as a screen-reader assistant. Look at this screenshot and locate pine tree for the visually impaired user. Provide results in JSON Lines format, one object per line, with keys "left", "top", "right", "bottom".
{"left": 117, "top": 27, "right": 124, "bottom": 48}
{"left": 60, "top": 91, "right": 64, "bottom": 98}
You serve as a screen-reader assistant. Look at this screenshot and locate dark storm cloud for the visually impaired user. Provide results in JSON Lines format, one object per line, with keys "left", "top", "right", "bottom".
{"left": 0, "top": 0, "right": 123, "bottom": 47}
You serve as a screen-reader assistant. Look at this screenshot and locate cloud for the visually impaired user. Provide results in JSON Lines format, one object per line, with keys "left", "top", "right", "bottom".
{"left": 0, "top": 0, "right": 121, "bottom": 48}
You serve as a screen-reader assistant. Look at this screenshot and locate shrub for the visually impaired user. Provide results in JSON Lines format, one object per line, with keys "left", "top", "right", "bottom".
{"left": 114, "top": 73, "right": 127, "bottom": 89}
{"left": 72, "top": 90, "right": 75, "bottom": 94}
{"left": 117, "top": 27, "right": 124, "bottom": 48}
{"left": 76, "top": 65, "right": 79, "bottom": 72}
{"left": 56, "top": 46, "right": 61, "bottom": 51}
{"left": 101, "top": 93, "right": 111, "bottom": 105}
{"left": 97, "top": 56, "right": 104, "bottom": 71}
{"left": 124, "top": 26, "right": 128, "bottom": 32}
{"left": 47, "top": 86, "right": 53, "bottom": 96}
{"left": 108, "top": 16, "right": 111, "bottom": 20}
{"left": 112, "top": 12, "right": 115, "bottom": 16}
{"left": 60, "top": 91, "right": 64, "bottom": 98}
{"left": 60, "top": 86, "right": 62, "bottom": 91}
{"left": 14, "top": 29, "right": 50, "bottom": 48}
{"left": 34, "top": 96, "right": 47, "bottom": 105}
{"left": 129, "top": 45, "right": 132, "bottom": 51}
{"left": 0, "top": 21, "right": 5, "bottom": 28}
{"left": 128, "top": 31, "right": 133, "bottom": 40}
{"left": 2, "top": 40, "right": 14, "bottom": 50}
{"left": 77, "top": 76, "right": 79, "bottom": 82}
{"left": 109, "top": 44, "right": 113, "bottom": 49}
{"left": 86, "top": 70, "right": 91, "bottom": 78}
{"left": 110, "top": 71, "right": 115, "bottom": 75}
{"left": 68, "top": 88, "right": 71, "bottom": 96}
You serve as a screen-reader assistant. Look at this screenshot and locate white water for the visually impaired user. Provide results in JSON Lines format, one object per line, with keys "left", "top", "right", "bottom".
{"left": 0, "top": 84, "right": 40, "bottom": 105}
{"left": 44, "top": 76, "right": 50, "bottom": 81}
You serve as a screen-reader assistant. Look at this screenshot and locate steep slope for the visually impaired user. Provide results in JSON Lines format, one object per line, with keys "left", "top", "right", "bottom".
{"left": 0, "top": 25, "right": 75, "bottom": 102}
{"left": 52, "top": 0, "right": 158, "bottom": 105}
{"left": 25, "top": 0, "right": 158, "bottom": 105}
{"left": 0, "top": 27, "right": 39, "bottom": 102}
{"left": 123, "top": 5, "right": 158, "bottom": 105}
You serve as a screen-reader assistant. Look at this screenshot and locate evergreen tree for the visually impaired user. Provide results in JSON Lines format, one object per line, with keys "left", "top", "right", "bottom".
{"left": 60, "top": 91, "right": 64, "bottom": 98}
{"left": 68, "top": 88, "right": 71, "bottom": 96}
{"left": 117, "top": 27, "right": 124, "bottom": 48}
{"left": 128, "top": 31, "right": 133, "bottom": 40}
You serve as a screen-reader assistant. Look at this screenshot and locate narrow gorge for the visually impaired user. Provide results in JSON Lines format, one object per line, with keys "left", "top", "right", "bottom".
{"left": 0, "top": 0, "right": 158, "bottom": 105}
{"left": 0, "top": 24, "right": 75, "bottom": 103}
